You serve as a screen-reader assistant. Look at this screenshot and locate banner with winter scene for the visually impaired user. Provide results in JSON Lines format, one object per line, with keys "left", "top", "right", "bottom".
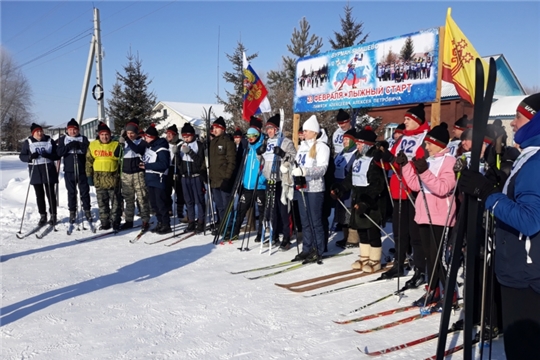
{"left": 293, "top": 27, "right": 439, "bottom": 113}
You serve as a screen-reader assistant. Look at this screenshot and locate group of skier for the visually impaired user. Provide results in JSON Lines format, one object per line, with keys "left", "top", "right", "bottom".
{"left": 18, "top": 92, "right": 540, "bottom": 358}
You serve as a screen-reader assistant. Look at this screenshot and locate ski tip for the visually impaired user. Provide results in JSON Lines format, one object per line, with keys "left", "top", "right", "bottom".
{"left": 357, "top": 346, "right": 367, "bottom": 354}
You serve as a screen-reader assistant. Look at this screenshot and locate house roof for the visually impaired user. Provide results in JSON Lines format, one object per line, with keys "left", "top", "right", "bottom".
{"left": 489, "top": 95, "right": 527, "bottom": 119}
{"left": 153, "top": 102, "right": 227, "bottom": 129}
{"left": 441, "top": 54, "right": 525, "bottom": 100}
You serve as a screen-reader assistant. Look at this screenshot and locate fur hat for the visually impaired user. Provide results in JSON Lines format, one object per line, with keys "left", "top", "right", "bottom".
{"left": 425, "top": 122, "right": 450, "bottom": 148}
{"left": 181, "top": 122, "right": 195, "bottom": 135}
{"left": 97, "top": 121, "right": 111, "bottom": 134}
{"left": 67, "top": 118, "right": 79, "bottom": 129}
{"left": 517, "top": 93, "right": 540, "bottom": 120}
{"left": 30, "top": 122, "right": 43, "bottom": 135}
{"left": 336, "top": 109, "right": 350, "bottom": 124}
{"left": 212, "top": 116, "right": 226, "bottom": 130}
{"left": 166, "top": 124, "right": 179, "bottom": 135}
{"left": 125, "top": 118, "right": 139, "bottom": 133}
{"left": 303, "top": 115, "right": 320, "bottom": 133}
{"left": 405, "top": 103, "right": 426, "bottom": 125}
{"left": 249, "top": 116, "right": 263, "bottom": 132}
{"left": 145, "top": 123, "right": 159, "bottom": 138}
{"left": 266, "top": 113, "right": 280, "bottom": 129}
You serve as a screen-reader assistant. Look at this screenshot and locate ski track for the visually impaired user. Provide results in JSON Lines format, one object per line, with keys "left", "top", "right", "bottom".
{"left": 0, "top": 156, "right": 507, "bottom": 359}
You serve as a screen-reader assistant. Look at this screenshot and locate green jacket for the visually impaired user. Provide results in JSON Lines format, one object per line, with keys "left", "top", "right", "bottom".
{"left": 209, "top": 134, "right": 236, "bottom": 189}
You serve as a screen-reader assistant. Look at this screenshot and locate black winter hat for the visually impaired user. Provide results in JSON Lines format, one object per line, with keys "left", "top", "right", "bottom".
{"left": 166, "top": 124, "right": 179, "bottom": 135}
{"left": 266, "top": 113, "right": 280, "bottom": 129}
{"left": 30, "top": 122, "right": 43, "bottom": 134}
{"left": 249, "top": 116, "right": 263, "bottom": 132}
{"left": 405, "top": 103, "right": 426, "bottom": 124}
{"left": 425, "top": 122, "right": 450, "bottom": 148}
{"left": 145, "top": 123, "right": 159, "bottom": 138}
{"left": 336, "top": 108, "right": 350, "bottom": 123}
{"left": 212, "top": 116, "right": 226, "bottom": 130}
{"left": 233, "top": 127, "right": 243, "bottom": 138}
{"left": 454, "top": 115, "right": 470, "bottom": 130}
{"left": 356, "top": 128, "right": 377, "bottom": 145}
{"left": 484, "top": 124, "right": 498, "bottom": 145}
{"left": 67, "top": 118, "right": 79, "bottom": 129}
{"left": 181, "top": 122, "right": 195, "bottom": 135}
{"left": 97, "top": 121, "right": 111, "bottom": 134}
{"left": 395, "top": 123, "right": 405, "bottom": 134}
{"left": 125, "top": 118, "right": 139, "bottom": 133}
{"left": 298, "top": 125, "right": 303, "bottom": 132}
{"left": 460, "top": 128, "right": 472, "bottom": 141}
{"left": 517, "top": 93, "right": 540, "bottom": 120}
{"left": 343, "top": 128, "right": 358, "bottom": 141}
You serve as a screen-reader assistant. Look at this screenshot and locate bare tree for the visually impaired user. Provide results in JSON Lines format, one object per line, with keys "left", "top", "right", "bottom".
{"left": 0, "top": 46, "right": 33, "bottom": 151}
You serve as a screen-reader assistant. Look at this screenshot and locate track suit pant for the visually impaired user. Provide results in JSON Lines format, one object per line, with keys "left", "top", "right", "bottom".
{"left": 148, "top": 186, "right": 170, "bottom": 227}
{"left": 181, "top": 176, "right": 205, "bottom": 224}
{"left": 34, "top": 183, "right": 57, "bottom": 215}
{"left": 232, "top": 188, "right": 265, "bottom": 237}
{"left": 264, "top": 181, "right": 290, "bottom": 239}
{"left": 295, "top": 190, "right": 325, "bottom": 256}
{"left": 392, "top": 198, "right": 425, "bottom": 270}
{"left": 64, "top": 171, "right": 91, "bottom": 211}
{"left": 212, "top": 188, "right": 231, "bottom": 224}
{"left": 166, "top": 168, "right": 185, "bottom": 216}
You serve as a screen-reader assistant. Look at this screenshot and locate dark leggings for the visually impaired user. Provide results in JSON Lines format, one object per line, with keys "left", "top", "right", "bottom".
{"left": 418, "top": 224, "right": 446, "bottom": 288}
{"left": 392, "top": 198, "right": 425, "bottom": 269}
{"left": 358, "top": 226, "right": 382, "bottom": 247}
{"left": 34, "top": 183, "right": 57, "bottom": 215}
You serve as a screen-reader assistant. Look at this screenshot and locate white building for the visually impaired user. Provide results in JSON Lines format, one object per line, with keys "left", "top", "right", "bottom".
{"left": 151, "top": 102, "right": 228, "bottom": 135}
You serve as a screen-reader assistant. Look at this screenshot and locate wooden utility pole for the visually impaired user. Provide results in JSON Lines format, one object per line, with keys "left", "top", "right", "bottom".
{"left": 292, "top": 114, "right": 300, "bottom": 150}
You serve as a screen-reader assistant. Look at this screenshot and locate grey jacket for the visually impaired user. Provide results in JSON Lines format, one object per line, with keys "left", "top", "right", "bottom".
{"left": 261, "top": 136, "right": 296, "bottom": 181}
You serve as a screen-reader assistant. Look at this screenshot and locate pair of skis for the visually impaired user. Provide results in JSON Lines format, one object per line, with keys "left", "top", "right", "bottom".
{"left": 145, "top": 230, "right": 198, "bottom": 246}
{"left": 16, "top": 223, "right": 56, "bottom": 239}
{"left": 228, "top": 252, "right": 353, "bottom": 279}
{"left": 67, "top": 220, "right": 96, "bottom": 236}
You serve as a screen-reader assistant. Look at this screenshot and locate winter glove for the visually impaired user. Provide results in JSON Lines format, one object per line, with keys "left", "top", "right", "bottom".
{"left": 67, "top": 141, "right": 81, "bottom": 150}
{"left": 280, "top": 161, "right": 290, "bottom": 174}
{"left": 380, "top": 150, "right": 395, "bottom": 163}
{"left": 173, "top": 174, "right": 179, "bottom": 181}
{"left": 395, "top": 151, "right": 408, "bottom": 166}
{"left": 170, "top": 145, "right": 178, "bottom": 154}
{"left": 30, "top": 152, "right": 40, "bottom": 160}
{"left": 453, "top": 156, "right": 468, "bottom": 173}
{"left": 273, "top": 146, "right": 286, "bottom": 158}
{"left": 291, "top": 167, "right": 305, "bottom": 177}
{"left": 329, "top": 183, "right": 343, "bottom": 200}
{"left": 41, "top": 152, "right": 52, "bottom": 159}
{"left": 372, "top": 149, "right": 384, "bottom": 162}
{"left": 118, "top": 136, "right": 126, "bottom": 145}
{"left": 413, "top": 157, "right": 429, "bottom": 174}
{"left": 484, "top": 166, "right": 509, "bottom": 188}
{"left": 354, "top": 202, "right": 369, "bottom": 216}
{"left": 256, "top": 143, "right": 266, "bottom": 156}
{"left": 180, "top": 144, "right": 190, "bottom": 154}
{"left": 87, "top": 176, "right": 94, "bottom": 187}
{"left": 459, "top": 168, "right": 500, "bottom": 203}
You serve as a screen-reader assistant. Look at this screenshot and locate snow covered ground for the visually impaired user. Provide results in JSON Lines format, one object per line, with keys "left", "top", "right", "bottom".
{"left": 1, "top": 155, "right": 506, "bottom": 359}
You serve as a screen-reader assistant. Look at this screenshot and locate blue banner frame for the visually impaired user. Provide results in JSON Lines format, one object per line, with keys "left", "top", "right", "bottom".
{"left": 293, "top": 28, "right": 439, "bottom": 113}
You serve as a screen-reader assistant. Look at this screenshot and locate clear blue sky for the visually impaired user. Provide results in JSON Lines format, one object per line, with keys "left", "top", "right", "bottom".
{"left": 2, "top": 1, "right": 539, "bottom": 127}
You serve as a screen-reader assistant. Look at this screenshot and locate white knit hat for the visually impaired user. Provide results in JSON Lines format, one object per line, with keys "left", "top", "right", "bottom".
{"left": 303, "top": 115, "right": 320, "bottom": 133}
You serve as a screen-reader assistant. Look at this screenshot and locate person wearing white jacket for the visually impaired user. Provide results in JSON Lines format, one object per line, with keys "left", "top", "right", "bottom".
{"left": 290, "top": 115, "right": 330, "bottom": 264}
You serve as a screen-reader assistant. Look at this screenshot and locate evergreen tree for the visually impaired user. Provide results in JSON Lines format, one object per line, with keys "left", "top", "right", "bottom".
{"left": 106, "top": 51, "right": 159, "bottom": 134}
{"left": 400, "top": 36, "right": 414, "bottom": 62}
{"left": 267, "top": 17, "right": 323, "bottom": 132}
{"left": 329, "top": 3, "right": 369, "bottom": 50}
{"left": 216, "top": 41, "right": 257, "bottom": 128}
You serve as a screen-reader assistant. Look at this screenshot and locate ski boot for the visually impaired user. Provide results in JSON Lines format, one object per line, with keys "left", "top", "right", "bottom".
{"left": 69, "top": 211, "right": 77, "bottom": 224}
{"left": 38, "top": 214, "right": 48, "bottom": 227}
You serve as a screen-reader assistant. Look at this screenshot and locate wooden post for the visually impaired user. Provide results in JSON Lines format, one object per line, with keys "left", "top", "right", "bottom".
{"left": 292, "top": 113, "right": 300, "bottom": 150}
{"left": 430, "top": 25, "right": 445, "bottom": 128}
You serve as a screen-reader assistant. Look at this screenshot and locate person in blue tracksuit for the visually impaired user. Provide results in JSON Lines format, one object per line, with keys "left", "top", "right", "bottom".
{"left": 141, "top": 124, "right": 172, "bottom": 235}
{"left": 460, "top": 93, "right": 540, "bottom": 359}
{"left": 230, "top": 116, "right": 267, "bottom": 242}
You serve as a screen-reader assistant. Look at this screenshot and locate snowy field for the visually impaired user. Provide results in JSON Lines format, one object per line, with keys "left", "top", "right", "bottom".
{"left": 1, "top": 155, "right": 506, "bottom": 359}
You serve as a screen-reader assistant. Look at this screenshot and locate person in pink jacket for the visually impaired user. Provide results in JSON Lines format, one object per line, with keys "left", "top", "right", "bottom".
{"left": 397, "top": 122, "right": 457, "bottom": 310}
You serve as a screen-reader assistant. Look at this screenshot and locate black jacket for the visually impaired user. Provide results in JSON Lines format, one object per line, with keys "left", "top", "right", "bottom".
{"left": 20, "top": 135, "right": 60, "bottom": 185}
{"left": 57, "top": 134, "right": 89, "bottom": 173}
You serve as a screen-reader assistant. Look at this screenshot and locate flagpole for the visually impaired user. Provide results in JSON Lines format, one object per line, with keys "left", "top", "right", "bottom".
{"left": 430, "top": 25, "right": 445, "bottom": 128}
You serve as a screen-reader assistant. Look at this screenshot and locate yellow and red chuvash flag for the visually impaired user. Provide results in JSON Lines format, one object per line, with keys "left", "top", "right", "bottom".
{"left": 242, "top": 52, "right": 271, "bottom": 121}
{"left": 442, "top": 8, "right": 489, "bottom": 104}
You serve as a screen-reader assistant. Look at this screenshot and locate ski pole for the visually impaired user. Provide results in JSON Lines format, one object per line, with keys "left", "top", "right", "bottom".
{"left": 336, "top": 198, "right": 393, "bottom": 242}
{"left": 44, "top": 155, "right": 56, "bottom": 230}
{"left": 388, "top": 162, "right": 416, "bottom": 207}
{"left": 18, "top": 159, "right": 36, "bottom": 234}
{"left": 380, "top": 159, "right": 393, "bottom": 208}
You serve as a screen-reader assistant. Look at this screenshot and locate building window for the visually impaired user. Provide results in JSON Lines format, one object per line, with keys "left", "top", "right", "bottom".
{"left": 163, "top": 109, "right": 168, "bottom": 118}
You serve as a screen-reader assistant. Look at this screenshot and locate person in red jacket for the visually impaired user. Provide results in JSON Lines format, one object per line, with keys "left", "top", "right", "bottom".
{"left": 373, "top": 103, "right": 429, "bottom": 287}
